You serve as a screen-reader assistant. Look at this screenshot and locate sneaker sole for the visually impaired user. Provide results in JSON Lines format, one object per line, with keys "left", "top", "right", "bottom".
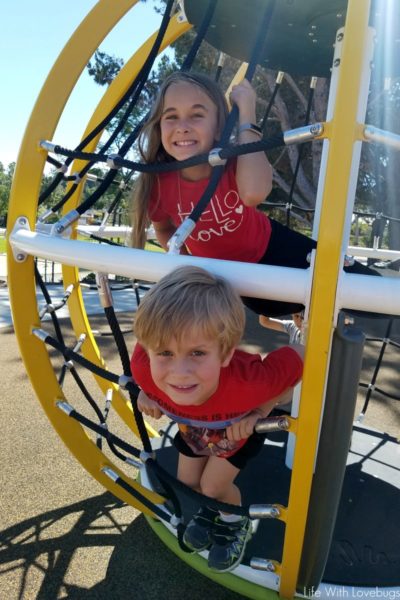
{"left": 183, "top": 539, "right": 212, "bottom": 553}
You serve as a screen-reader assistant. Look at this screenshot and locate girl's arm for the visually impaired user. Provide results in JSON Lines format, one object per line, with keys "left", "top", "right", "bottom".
{"left": 230, "top": 79, "right": 273, "bottom": 206}
{"left": 152, "top": 218, "right": 189, "bottom": 254}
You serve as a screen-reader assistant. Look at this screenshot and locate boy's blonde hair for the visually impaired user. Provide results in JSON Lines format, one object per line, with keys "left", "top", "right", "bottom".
{"left": 134, "top": 265, "right": 245, "bottom": 360}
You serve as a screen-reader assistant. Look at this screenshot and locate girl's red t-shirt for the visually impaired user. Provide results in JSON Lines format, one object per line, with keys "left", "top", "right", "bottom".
{"left": 149, "top": 160, "right": 271, "bottom": 263}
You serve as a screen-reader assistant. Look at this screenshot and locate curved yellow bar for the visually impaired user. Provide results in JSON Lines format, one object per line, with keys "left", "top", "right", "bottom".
{"left": 6, "top": 0, "right": 188, "bottom": 513}
{"left": 225, "top": 62, "right": 249, "bottom": 107}
{"left": 61, "top": 15, "right": 191, "bottom": 437}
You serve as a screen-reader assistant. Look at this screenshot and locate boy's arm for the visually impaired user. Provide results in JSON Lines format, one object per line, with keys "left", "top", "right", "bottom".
{"left": 137, "top": 389, "right": 163, "bottom": 419}
{"left": 230, "top": 78, "right": 273, "bottom": 206}
{"left": 226, "top": 344, "right": 304, "bottom": 441}
{"left": 259, "top": 315, "right": 286, "bottom": 332}
{"left": 225, "top": 399, "right": 281, "bottom": 441}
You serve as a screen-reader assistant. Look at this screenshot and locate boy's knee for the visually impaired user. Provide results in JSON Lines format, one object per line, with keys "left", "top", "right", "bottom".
{"left": 200, "top": 478, "right": 224, "bottom": 499}
{"left": 180, "top": 474, "right": 201, "bottom": 491}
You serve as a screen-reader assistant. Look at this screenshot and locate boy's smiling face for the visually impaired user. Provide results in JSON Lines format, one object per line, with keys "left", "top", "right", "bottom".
{"left": 147, "top": 329, "right": 234, "bottom": 407}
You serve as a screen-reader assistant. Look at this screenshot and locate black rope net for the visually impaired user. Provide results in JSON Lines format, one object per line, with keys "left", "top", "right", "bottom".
{"left": 24, "top": 0, "right": 400, "bottom": 529}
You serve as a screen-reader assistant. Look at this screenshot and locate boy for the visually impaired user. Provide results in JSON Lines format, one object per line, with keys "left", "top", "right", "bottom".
{"left": 131, "top": 266, "right": 303, "bottom": 573}
{"left": 259, "top": 312, "right": 304, "bottom": 345}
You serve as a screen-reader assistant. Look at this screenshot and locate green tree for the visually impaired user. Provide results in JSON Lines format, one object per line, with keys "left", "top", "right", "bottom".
{"left": 87, "top": 50, "right": 124, "bottom": 86}
{"left": 0, "top": 162, "right": 15, "bottom": 227}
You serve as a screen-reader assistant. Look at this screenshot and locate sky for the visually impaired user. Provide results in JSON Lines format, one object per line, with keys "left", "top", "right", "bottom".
{"left": 1, "top": 1, "right": 164, "bottom": 168}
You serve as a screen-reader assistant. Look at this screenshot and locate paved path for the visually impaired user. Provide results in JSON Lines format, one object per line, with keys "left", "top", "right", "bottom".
{"left": 0, "top": 282, "right": 141, "bottom": 329}
{"left": 0, "top": 312, "right": 243, "bottom": 600}
{"left": 0, "top": 253, "right": 145, "bottom": 329}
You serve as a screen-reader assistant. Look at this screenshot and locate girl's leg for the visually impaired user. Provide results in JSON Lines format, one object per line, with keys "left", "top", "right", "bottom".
{"left": 242, "top": 219, "right": 314, "bottom": 317}
{"left": 243, "top": 219, "right": 379, "bottom": 317}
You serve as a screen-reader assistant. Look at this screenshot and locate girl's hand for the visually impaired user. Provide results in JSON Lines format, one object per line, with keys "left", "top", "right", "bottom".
{"left": 137, "top": 390, "right": 163, "bottom": 419}
{"left": 230, "top": 78, "right": 257, "bottom": 120}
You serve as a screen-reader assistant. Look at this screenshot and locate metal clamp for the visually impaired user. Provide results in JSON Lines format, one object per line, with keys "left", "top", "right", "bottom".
{"left": 96, "top": 273, "right": 113, "bottom": 309}
{"left": 284, "top": 123, "right": 324, "bottom": 145}
{"left": 208, "top": 147, "right": 227, "bottom": 167}
{"left": 107, "top": 154, "right": 122, "bottom": 169}
{"left": 167, "top": 218, "right": 196, "bottom": 254}
{"left": 249, "top": 504, "right": 281, "bottom": 519}
{"left": 39, "top": 140, "right": 57, "bottom": 152}
{"left": 118, "top": 374, "right": 133, "bottom": 389}
{"left": 51, "top": 209, "right": 80, "bottom": 236}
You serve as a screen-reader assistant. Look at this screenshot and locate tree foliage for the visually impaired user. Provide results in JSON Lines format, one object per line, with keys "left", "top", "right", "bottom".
{"left": 87, "top": 50, "right": 124, "bottom": 86}
{"left": 0, "top": 162, "right": 15, "bottom": 226}
{"left": 6, "top": 2, "right": 398, "bottom": 252}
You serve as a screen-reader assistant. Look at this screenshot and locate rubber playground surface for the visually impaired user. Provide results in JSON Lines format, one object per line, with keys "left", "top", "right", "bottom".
{"left": 1, "top": 307, "right": 399, "bottom": 599}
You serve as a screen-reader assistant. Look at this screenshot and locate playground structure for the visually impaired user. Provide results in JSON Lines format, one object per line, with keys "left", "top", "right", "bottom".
{"left": 6, "top": 1, "right": 400, "bottom": 598}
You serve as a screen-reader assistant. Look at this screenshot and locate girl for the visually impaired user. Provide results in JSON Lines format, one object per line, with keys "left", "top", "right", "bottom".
{"left": 131, "top": 71, "right": 377, "bottom": 318}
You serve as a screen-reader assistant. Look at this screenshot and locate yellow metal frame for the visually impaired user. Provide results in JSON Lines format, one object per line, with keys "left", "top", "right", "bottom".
{"left": 60, "top": 16, "right": 191, "bottom": 435}
{"left": 7, "top": 0, "right": 190, "bottom": 515}
{"left": 279, "top": 1, "right": 372, "bottom": 596}
{"left": 7, "top": 0, "right": 376, "bottom": 595}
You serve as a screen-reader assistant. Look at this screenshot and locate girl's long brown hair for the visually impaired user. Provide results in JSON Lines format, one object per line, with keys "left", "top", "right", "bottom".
{"left": 130, "top": 71, "right": 229, "bottom": 249}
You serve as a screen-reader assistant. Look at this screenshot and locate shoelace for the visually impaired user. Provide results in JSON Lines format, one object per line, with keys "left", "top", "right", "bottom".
{"left": 211, "top": 519, "right": 247, "bottom": 544}
{"left": 193, "top": 508, "right": 218, "bottom": 527}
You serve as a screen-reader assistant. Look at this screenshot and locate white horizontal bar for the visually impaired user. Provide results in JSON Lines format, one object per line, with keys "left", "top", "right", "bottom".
{"left": 338, "top": 270, "right": 400, "bottom": 315}
{"left": 9, "top": 229, "right": 310, "bottom": 304}
{"left": 9, "top": 229, "right": 400, "bottom": 316}
{"left": 348, "top": 245, "right": 400, "bottom": 261}
{"left": 364, "top": 125, "right": 400, "bottom": 150}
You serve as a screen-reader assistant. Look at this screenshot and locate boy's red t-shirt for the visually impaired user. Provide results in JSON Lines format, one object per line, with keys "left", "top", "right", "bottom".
{"left": 131, "top": 344, "right": 302, "bottom": 458}
{"left": 149, "top": 160, "right": 271, "bottom": 263}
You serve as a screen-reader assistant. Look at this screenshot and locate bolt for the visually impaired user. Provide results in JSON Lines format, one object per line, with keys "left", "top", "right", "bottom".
{"left": 16, "top": 253, "right": 25, "bottom": 261}
{"left": 310, "top": 124, "right": 322, "bottom": 135}
{"left": 337, "top": 33, "right": 344, "bottom": 42}
{"left": 19, "top": 217, "right": 27, "bottom": 226}
{"left": 334, "top": 58, "right": 341, "bottom": 67}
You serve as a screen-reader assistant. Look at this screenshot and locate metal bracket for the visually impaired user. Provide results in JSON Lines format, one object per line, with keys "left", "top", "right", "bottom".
{"left": 10, "top": 216, "right": 31, "bottom": 262}
{"left": 175, "top": 0, "right": 188, "bottom": 22}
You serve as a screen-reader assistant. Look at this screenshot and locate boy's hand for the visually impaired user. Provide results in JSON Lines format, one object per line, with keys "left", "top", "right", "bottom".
{"left": 225, "top": 410, "right": 262, "bottom": 442}
{"left": 137, "top": 390, "right": 162, "bottom": 419}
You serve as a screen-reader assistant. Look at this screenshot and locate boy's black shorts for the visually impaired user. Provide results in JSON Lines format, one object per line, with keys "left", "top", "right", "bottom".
{"left": 173, "top": 430, "right": 265, "bottom": 470}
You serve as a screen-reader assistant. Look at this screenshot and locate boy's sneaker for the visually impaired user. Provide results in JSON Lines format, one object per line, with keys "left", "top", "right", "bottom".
{"left": 207, "top": 515, "right": 252, "bottom": 572}
{"left": 183, "top": 506, "right": 219, "bottom": 552}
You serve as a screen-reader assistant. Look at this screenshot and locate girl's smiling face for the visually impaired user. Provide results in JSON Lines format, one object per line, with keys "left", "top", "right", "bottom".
{"left": 147, "top": 329, "right": 234, "bottom": 407}
{"left": 160, "top": 81, "right": 219, "bottom": 178}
